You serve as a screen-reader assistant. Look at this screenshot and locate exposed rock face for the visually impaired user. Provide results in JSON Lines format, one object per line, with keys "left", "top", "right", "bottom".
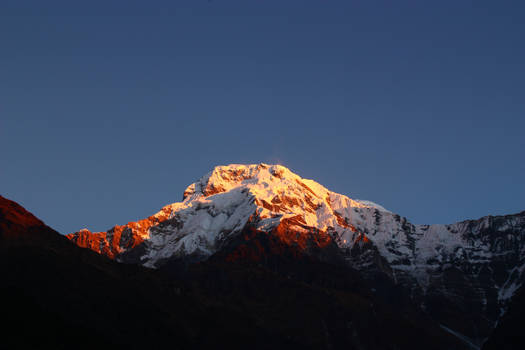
{"left": 67, "top": 163, "right": 525, "bottom": 345}
{"left": 68, "top": 206, "right": 173, "bottom": 259}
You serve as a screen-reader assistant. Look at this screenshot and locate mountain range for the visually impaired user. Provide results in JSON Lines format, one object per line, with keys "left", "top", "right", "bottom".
{"left": 3, "top": 163, "right": 524, "bottom": 349}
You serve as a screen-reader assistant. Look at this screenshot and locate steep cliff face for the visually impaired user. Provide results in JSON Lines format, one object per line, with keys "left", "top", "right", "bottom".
{"left": 347, "top": 210, "right": 525, "bottom": 345}
{"left": 67, "top": 163, "right": 525, "bottom": 345}
{"left": 68, "top": 206, "right": 174, "bottom": 260}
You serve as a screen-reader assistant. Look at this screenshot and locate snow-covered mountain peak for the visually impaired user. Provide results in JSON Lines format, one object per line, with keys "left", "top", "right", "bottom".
{"left": 183, "top": 163, "right": 316, "bottom": 200}
{"left": 65, "top": 165, "right": 525, "bottom": 344}
{"left": 182, "top": 163, "right": 385, "bottom": 212}
{"left": 69, "top": 163, "right": 393, "bottom": 266}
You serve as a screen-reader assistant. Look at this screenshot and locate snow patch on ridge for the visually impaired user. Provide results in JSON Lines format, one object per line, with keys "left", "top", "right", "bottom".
{"left": 354, "top": 200, "right": 391, "bottom": 213}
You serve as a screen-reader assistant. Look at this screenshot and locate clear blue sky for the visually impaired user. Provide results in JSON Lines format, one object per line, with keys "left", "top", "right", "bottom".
{"left": 1, "top": 0, "right": 524, "bottom": 234}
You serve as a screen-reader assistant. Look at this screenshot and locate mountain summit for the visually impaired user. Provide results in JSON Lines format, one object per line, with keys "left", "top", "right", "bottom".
{"left": 68, "top": 163, "right": 387, "bottom": 267}
{"left": 68, "top": 163, "right": 525, "bottom": 346}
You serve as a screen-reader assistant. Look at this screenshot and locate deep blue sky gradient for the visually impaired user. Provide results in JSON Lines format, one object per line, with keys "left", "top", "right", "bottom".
{"left": 1, "top": 0, "right": 524, "bottom": 234}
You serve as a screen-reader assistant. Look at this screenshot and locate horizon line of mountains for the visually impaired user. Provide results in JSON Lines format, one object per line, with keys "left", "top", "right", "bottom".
{"left": 2, "top": 163, "right": 524, "bottom": 349}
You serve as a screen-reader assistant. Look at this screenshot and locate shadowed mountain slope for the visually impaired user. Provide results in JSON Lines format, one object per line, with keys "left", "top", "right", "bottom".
{"left": 0, "top": 194, "right": 468, "bottom": 349}
{"left": 483, "top": 285, "right": 525, "bottom": 350}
